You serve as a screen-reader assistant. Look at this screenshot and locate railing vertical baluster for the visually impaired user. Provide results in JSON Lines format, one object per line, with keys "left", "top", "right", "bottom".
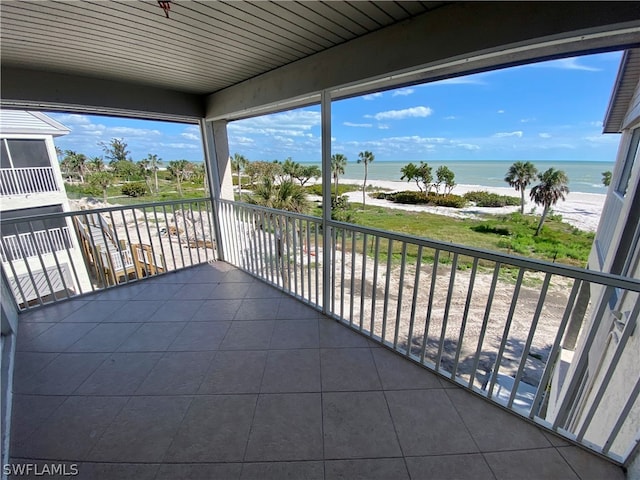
{"left": 262, "top": 210, "right": 270, "bottom": 280}
{"left": 142, "top": 208, "right": 162, "bottom": 274}
{"left": 292, "top": 217, "right": 299, "bottom": 296}
{"left": 285, "top": 216, "right": 293, "bottom": 293}
{"left": 508, "top": 273, "right": 552, "bottom": 408}
{"left": 12, "top": 223, "right": 44, "bottom": 307}
{"left": 180, "top": 202, "right": 195, "bottom": 266}
{"left": 406, "top": 245, "right": 423, "bottom": 356}
{"left": 83, "top": 213, "right": 108, "bottom": 289}
{"left": 468, "top": 263, "right": 502, "bottom": 389}
{"left": 44, "top": 227, "right": 71, "bottom": 300}
{"left": 370, "top": 235, "right": 380, "bottom": 337}
{"left": 218, "top": 202, "right": 231, "bottom": 265}
{"left": 436, "top": 253, "right": 459, "bottom": 372}
{"left": 452, "top": 257, "right": 479, "bottom": 380}
{"left": 2, "top": 233, "right": 29, "bottom": 307}
{"left": 152, "top": 207, "right": 168, "bottom": 273}
{"left": 393, "top": 242, "right": 408, "bottom": 350}
{"left": 299, "top": 219, "right": 305, "bottom": 299}
{"left": 255, "top": 209, "right": 264, "bottom": 277}
{"left": 340, "top": 229, "right": 346, "bottom": 320}
{"left": 381, "top": 238, "right": 393, "bottom": 344}
{"left": 419, "top": 249, "right": 440, "bottom": 364}
{"left": 254, "top": 210, "right": 263, "bottom": 277}
{"left": 359, "top": 233, "right": 368, "bottom": 332}
{"left": 161, "top": 205, "right": 177, "bottom": 272}
{"left": 189, "top": 203, "right": 202, "bottom": 265}
{"left": 109, "top": 210, "right": 132, "bottom": 283}
{"left": 314, "top": 222, "right": 319, "bottom": 306}
{"left": 487, "top": 267, "right": 526, "bottom": 398}
{"left": 173, "top": 205, "right": 187, "bottom": 269}
{"left": 349, "top": 231, "right": 357, "bottom": 326}
{"left": 306, "top": 219, "right": 311, "bottom": 302}
{"left": 265, "top": 211, "right": 275, "bottom": 283}
{"left": 65, "top": 214, "right": 89, "bottom": 294}
{"left": 604, "top": 375, "right": 640, "bottom": 456}
{"left": 529, "top": 279, "right": 582, "bottom": 418}
{"left": 196, "top": 201, "right": 208, "bottom": 262}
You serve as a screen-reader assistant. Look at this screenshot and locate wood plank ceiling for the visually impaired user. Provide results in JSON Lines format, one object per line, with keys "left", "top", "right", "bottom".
{"left": 0, "top": 0, "right": 446, "bottom": 95}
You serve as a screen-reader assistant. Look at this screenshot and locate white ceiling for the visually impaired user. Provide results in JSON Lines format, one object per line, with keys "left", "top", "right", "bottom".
{"left": 0, "top": 0, "right": 445, "bottom": 95}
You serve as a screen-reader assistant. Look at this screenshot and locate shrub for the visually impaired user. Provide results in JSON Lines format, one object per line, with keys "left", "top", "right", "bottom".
{"left": 369, "top": 192, "right": 389, "bottom": 200}
{"left": 331, "top": 195, "right": 353, "bottom": 222}
{"left": 305, "top": 183, "right": 359, "bottom": 196}
{"left": 463, "top": 190, "right": 520, "bottom": 207}
{"left": 429, "top": 194, "right": 467, "bottom": 208}
{"left": 121, "top": 182, "right": 148, "bottom": 197}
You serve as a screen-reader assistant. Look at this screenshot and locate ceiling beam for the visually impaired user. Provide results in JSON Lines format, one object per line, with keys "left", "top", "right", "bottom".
{"left": 206, "top": 1, "right": 640, "bottom": 120}
{"left": 1, "top": 67, "right": 205, "bottom": 123}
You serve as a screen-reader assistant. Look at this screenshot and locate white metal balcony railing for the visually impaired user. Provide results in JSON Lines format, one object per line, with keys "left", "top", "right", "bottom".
{"left": 216, "top": 199, "right": 640, "bottom": 466}
{"left": 0, "top": 226, "right": 73, "bottom": 262}
{"left": 0, "top": 167, "right": 60, "bottom": 195}
{"left": 0, "top": 198, "right": 216, "bottom": 307}
{"left": 2, "top": 197, "right": 640, "bottom": 466}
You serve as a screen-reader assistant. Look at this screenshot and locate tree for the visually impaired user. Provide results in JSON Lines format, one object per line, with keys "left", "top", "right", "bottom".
{"left": 357, "top": 151, "right": 374, "bottom": 208}
{"left": 248, "top": 177, "right": 309, "bottom": 214}
{"left": 87, "top": 157, "right": 105, "bottom": 173}
{"left": 231, "top": 153, "right": 249, "bottom": 195}
{"left": 146, "top": 154, "right": 163, "bottom": 194}
{"left": 167, "top": 160, "right": 192, "bottom": 196}
{"left": 530, "top": 168, "right": 569, "bottom": 236}
{"left": 602, "top": 170, "right": 612, "bottom": 187}
{"left": 400, "top": 163, "right": 421, "bottom": 191}
{"left": 244, "top": 161, "right": 282, "bottom": 187}
{"left": 505, "top": 161, "right": 539, "bottom": 214}
{"left": 436, "top": 165, "right": 456, "bottom": 195}
{"left": 100, "top": 138, "right": 130, "bottom": 163}
{"left": 88, "top": 171, "right": 114, "bottom": 203}
{"left": 63, "top": 150, "right": 88, "bottom": 183}
{"left": 331, "top": 154, "right": 347, "bottom": 198}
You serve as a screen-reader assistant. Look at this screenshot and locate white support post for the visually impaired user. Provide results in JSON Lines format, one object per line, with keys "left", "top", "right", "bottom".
{"left": 321, "top": 90, "right": 332, "bottom": 314}
{"left": 200, "top": 119, "right": 226, "bottom": 261}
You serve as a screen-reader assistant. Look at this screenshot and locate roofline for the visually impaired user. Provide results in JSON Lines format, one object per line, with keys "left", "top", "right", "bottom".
{"left": 603, "top": 50, "right": 631, "bottom": 133}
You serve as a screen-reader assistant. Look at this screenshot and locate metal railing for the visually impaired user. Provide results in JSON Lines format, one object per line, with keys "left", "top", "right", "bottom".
{"left": 0, "top": 198, "right": 216, "bottom": 309}
{"left": 217, "top": 199, "right": 640, "bottom": 465}
{"left": 0, "top": 227, "right": 72, "bottom": 262}
{"left": 0, "top": 167, "right": 59, "bottom": 195}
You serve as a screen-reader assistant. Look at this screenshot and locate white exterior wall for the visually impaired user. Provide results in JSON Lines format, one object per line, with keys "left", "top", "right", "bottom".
{"left": 0, "top": 125, "right": 92, "bottom": 303}
{"left": 549, "top": 78, "right": 640, "bottom": 463}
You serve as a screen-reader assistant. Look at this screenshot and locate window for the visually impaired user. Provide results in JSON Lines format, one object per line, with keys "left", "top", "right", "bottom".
{"left": 4, "top": 139, "right": 50, "bottom": 168}
{"left": 615, "top": 128, "right": 639, "bottom": 197}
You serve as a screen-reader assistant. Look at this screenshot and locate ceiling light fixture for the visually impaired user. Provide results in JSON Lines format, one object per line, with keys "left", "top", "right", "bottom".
{"left": 158, "top": 0, "right": 171, "bottom": 18}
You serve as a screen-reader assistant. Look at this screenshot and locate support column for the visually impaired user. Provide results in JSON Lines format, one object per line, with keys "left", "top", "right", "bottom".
{"left": 321, "top": 90, "right": 332, "bottom": 314}
{"left": 200, "top": 119, "right": 232, "bottom": 261}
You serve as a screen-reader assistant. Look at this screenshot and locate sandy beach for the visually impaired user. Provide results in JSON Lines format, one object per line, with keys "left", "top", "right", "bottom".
{"left": 339, "top": 178, "right": 606, "bottom": 232}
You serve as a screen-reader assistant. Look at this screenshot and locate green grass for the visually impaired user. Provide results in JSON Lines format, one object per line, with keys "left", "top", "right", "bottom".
{"left": 336, "top": 205, "right": 593, "bottom": 268}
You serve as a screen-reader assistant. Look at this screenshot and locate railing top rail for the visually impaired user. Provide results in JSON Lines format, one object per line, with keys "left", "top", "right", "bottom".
{"left": 218, "top": 198, "right": 322, "bottom": 223}
{"left": 218, "top": 199, "right": 640, "bottom": 292}
{"left": 0, "top": 197, "right": 212, "bottom": 225}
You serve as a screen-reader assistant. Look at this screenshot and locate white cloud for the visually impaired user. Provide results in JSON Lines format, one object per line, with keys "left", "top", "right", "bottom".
{"left": 539, "top": 133, "right": 552, "bottom": 138}
{"left": 532, "top": 57, "right": 601, "bottom": 72}
{"left": 363, "top": 92, "right": 383, "bottom": 100}
{"left": 457, "top": 143, "right": 481, "bottom": 151}
{"left": 53, "top": 113, "right": 92, "bottom": 125}
{"left": 520, "top": 118, "right": 535, "bottom": 123}
{"left": 181, "top": 132, "right": 200, "bottom": 141}
{"left": 590, "top": 120, "right": 604, "bottom": 127}
{"left": 366, "top": 106, "right": 433, "bottom": 121}
{"left": 497, "top": 110, "right": 505, "bottom": 114}
{"left": 444, "top": 115, "right": 457, "bottom": 120}
{"left": 378, "top": 124, "right": 390, "bottom": 130}
{"left": 392, "top": 88, "right": 414, "bottom": 97}
{"left": 343, "top": 122, "right": 373, "bottom": 128}
{"left": 493, "top": 131, "right": 523, "bottom": 138}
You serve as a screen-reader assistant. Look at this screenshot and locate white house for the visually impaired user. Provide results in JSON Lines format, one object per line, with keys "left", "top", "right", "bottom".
{"left": 0, "top": 110, "right": 91, "bottom": 307}
{"left": 546, "top": 48, "right": 640, "bottom": 470}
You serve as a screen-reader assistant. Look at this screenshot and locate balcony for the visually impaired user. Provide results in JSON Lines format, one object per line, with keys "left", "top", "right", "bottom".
{"left": 0, "top": 167, "right": 60, "bottom": 196}
{"left": 9, "top": 261, "right": 623, "bottom": 479}
{"left": 3, "top": 199, "right": 639, "bottom": 478}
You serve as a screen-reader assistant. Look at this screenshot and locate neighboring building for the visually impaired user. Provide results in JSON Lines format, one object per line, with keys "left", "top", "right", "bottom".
{"left": 0, "top": 110, "right": 91, "bottom": 306}
{"left": 547, "top": 49, "right": 640, "bottom": 466}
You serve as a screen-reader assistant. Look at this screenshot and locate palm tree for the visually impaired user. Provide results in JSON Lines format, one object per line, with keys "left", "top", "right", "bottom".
{"left": 87, "top": 157, "right": 105, "bottom": 173}
{"left": 168, "top": 160, "right": 191, "bottom": 197}
{"left": 146, "top": 154, "right": 162, "bottom": 194}
{"left": 231, "top": 153, "right": 248, "bottom": 196}
{"left": 505, "top": 161, "right": 538, "bottom": 214}
{"left": 63, "top": 150, "right": 88, "bottom": 183}
{"left": 357, "top": 150, "right": 374, "bottom": 208}
{"left": 248, "top": 177, "right": 309, "bottom": 213}
{"left": 331, "top": 153, "right": 347, "bottom": 198}
{"left": 88, "top": 171, "right": 113, "bottom": 203}
{"left": 530, "top": 168, "right": 569, "bottom": 236}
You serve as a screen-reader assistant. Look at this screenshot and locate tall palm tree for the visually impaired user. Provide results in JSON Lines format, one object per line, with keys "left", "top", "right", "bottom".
{"left": 530, "top": 168, "right": 569, "bottom": 236}
{"left": 505, "top": 161, "right": 538, "bottom": 214}
{"left": 231, "top": 153, "right": 248, "bottom": 196}
{"left": 168, "top": 160, "right": 191, "bottom": 197}
{"left": 357, "top": 150, "right": 374, "bottom": 208}
{"left": 146, "top": 154, "right": 162, "bottom": 194}
{"left": 64, "top": 150, "right": 88, "bottom": 183}
{"left": 331, "top": 153, "right": 347, "bottom": 198}
{"left": 87, "top": 157, "right": 105, "bottom": 173}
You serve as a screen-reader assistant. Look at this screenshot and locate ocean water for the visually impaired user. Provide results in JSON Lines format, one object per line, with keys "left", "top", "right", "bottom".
{"left": 306, "top": 160, "right": 614, "bottom": 194}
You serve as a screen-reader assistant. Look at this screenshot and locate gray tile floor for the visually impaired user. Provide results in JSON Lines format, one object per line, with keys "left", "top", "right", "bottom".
{"left": 10, "top": 262, "right": 624, "bottom": 480}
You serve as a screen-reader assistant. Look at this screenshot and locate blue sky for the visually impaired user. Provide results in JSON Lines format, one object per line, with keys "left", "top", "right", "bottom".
{"left": 49, "top": 51, "right": 623, "bottom": 164}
